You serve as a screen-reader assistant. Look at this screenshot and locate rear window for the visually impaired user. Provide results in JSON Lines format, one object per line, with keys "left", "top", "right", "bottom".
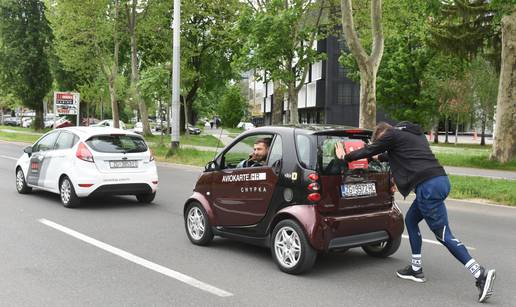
{"left": 86, "top": 134, "right": 148, "bottom": 153}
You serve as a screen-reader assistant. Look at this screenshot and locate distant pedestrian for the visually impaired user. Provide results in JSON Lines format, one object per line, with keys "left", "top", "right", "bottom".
{"left": 210, "top": 120, "right": 214, "bottom": 129}
{"left": 336, "top": 121, "right": 496, "bottom": 303}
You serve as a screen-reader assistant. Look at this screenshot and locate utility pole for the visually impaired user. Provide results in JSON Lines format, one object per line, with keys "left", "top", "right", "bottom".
{"left": 170, "top": 0, "right": 181, "bottom": 149}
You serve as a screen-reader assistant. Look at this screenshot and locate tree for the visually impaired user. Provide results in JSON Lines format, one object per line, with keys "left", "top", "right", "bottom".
{"left": 239, "top": 0, "right": 329, "bottom": 124}
{"left": 0, "top": 0, "right": 53, "bottom": 130}
{"left": 340, "top": 0, "right": 384, "bottom": 129}
{"left": 48, "top": 0, "right": 122, "bottom": 128}
{"left": 465, "top": 56, "right": 498, "bottom": 146}
{"left": 491, "top": 10, "right": 516, "bottom": 163}
{"left": 125, "top": 0, "right": 152, "bottom": 136}
{"left": 218, "top": 85, "right": 246, "bottom": 128}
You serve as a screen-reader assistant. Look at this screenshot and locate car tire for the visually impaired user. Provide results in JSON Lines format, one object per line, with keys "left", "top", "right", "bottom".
{"left": 271, "top": 219, "right": 317, "bottom": 275}
{"left": 59, "top": 176, "right": 80, "bottom": 208}
{"left": 361, "top": 235, "right": 402, "bottom": 258}
{"left": 184, "top": 202, "right": 213, "bottom": 246}
{"left": 15, "top": 168, "right": 32, "bottom": 194}
{"left": 136, "top": 192, "right": 156, "bottom": 203}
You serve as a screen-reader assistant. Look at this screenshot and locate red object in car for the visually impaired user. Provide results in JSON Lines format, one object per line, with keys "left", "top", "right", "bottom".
{"left": 344, "top": 140, "right": 368, "bottom": 169}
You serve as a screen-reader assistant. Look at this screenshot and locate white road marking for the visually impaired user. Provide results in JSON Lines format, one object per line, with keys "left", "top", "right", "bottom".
{"left": 0, "top": 154, "right": 17, "bottom": 161}
{"left": 38, "top": 218, "right": 233, "bottom": 297}
{"left": 402, "top": 234, "right": 475, "bottom": 250}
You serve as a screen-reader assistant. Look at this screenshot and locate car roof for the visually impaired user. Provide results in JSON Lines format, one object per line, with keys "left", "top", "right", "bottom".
{"left": 56, "top": 126, "right": 140, "bottom": 139}
{"left": 247, "top": 124, "right": 373, "bottom": 136}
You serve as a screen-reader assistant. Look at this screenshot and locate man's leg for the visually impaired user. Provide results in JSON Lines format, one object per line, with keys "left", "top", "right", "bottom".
{"left": 417, "top": 176, "right": 495, "bottom": 302}
{"left": 396, "top": 199, "right": 426, "bottom": 282}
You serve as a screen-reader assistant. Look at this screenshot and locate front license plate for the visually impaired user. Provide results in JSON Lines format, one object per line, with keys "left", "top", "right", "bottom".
{"left": 109, "top": 160, "right": 138, "bottom": 168}
{"left": 341, "top": 183, "right": 376, "bottom": 198}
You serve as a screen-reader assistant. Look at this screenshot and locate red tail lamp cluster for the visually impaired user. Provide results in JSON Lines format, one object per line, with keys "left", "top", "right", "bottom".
{"left": 76, "top": 142, "right": 94, "bottom": 163}
{"left": 307, "top": 173, "right": 321, "bottom": 202}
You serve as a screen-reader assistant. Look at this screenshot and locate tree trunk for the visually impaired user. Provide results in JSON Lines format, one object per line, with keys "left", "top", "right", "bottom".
{"left": 288, "top": 82, "right": 299, "bottom": 124}
{"left": 34, "top": 106, "right": 44, "bottom": 131}
{"left": 109, "top": 0, "right": 120, "bottom": 129}
{"left": 490, "top": 11, "right": 516, "bottom": 163}
{"left": 433, "top": 118, "right": 439, "bottom": 144}
{"left": 108, "top": 74, "right": 120, "bottom": 127}
{"left": 182, "top": 96, "right": 189, "bottom": 135}
{"left": 481, "top": 117, "right": 486, "bottom": 146}
{"left": 272, "top": 83, "right": 284, "bottom": 124}
{"left": 444, "top": 115, "right": 449, "bottom": 143}
{"left": 359, "top": 70, "right": 377, "bottom": 129}
{"left": 455, "top": 113, "right": 459, "bottom": 145}
{"left": 340, "top": 0, "right": 383, "bottom": 130}
{"left": 0, "top": 107, "right": 4, "bottom": 125}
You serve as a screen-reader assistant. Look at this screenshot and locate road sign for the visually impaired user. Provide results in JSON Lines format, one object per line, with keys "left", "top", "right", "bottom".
{"left": 54, "top": 92, "right": 80, "bottom": 115}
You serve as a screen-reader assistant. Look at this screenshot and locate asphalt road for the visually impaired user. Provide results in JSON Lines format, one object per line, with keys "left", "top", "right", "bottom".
{"left": 1, "top": 141, "right": 515, "bottom": 306}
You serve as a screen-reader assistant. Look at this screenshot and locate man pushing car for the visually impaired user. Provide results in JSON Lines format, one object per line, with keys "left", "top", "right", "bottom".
{"left": 335, "top": 121, "right": 496, "bottom": 303}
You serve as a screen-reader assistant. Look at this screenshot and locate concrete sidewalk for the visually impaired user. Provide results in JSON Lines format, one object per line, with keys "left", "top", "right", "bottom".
{"left": 444, "top": 165, "right": 516, "bottom": 180}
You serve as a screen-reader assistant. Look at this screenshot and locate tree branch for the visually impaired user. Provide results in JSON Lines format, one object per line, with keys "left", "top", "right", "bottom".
{"left": 370, "top": 0, "right": 384, "bottom": 71}
{"left": 340, "top": 0, "right": 368, "bottom": 67}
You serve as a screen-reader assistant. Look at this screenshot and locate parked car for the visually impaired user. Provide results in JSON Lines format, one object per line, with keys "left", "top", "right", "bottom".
{"left": 91, "top": 119, "right": 127, "bottom": 130}
{"left": 183, "top": 125, "right": 403, "bottom": 274}
{"left": 21, "top": 117, "right": 33, "bottom": 128}
{"left": 237, "top": 122, "right": 255, "bottom": 131}
{"left": 15, "top": 126, "right": 158, "bottom": 207}
{"left": 81, "top": 117, "right": 100, "bottom": 126}
{"left": 133, "top": 122, "right": 143, "bottom": 134}
{"left": 53, "top": 117, "right": 73, "bottom": 129}
{"left": 186, "top": 125, "right": 201, "bottom": 135}
{"left": 4, "top": 117, "right": 21, "bottom": 126}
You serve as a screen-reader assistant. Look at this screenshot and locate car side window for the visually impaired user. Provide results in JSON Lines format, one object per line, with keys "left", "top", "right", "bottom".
{"left": 221, "top": 134, "right": 273, "bottom": 169}
{"left": 267, "top": 135, "right": 282, "bottom": 168}
{"left": 54, "top": 131, "right": 78, "bottom": 150}
{"left": 33, "top": 132, "right": 59, "bottom": 152}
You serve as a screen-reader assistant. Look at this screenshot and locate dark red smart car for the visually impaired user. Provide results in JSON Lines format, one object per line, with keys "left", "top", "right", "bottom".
{"left": 184, "top": 125, "right": 404, "bottom": 274}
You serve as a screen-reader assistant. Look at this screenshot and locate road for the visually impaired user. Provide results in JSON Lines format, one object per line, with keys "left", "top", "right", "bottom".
{"left": 0, "top": 141, "right": 514, "bottom": 306}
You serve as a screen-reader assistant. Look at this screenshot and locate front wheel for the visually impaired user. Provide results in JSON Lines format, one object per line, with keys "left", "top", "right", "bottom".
{"left": 362, "top": 236, "right": 402, "bottom": 258}
{"left": 60, "top": 176, "right": 80, "bottom": 208}
{"left": 184, "top": 202, "right": 213, "bottom": 246}
{"left": 271, "top": 219, "right": 317, "bottom": 275}
{"left": 16, "top": 168, "right": 32, "bottom": 194}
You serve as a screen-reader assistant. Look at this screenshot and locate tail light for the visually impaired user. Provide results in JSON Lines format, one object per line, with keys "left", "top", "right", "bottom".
{"left": 307, "top": 172, "right": 321, "bottom": 202}
{"left": 308, "top": 182, "right": 320, "bottom": 191}
{"left": 308, "top": 173, "right": 319, "bottom": 181}
{"left": 76, "top": 142, "right": 94, "bottom": 162}
{"left": 149, "top": 148, "right": 155, "bottom": 162}
{"left": 307, "top": 193, "right": 321, "bottom": 202}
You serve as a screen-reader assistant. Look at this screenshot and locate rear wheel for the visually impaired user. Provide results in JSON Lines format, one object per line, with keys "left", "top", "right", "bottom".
{"left": 15, "top": 168, "right": 32, "bottom": 194}
{"left": 60, "top": 176, "right": 80, "bottom": 208}
{"left": 271, "top": 219, "right": 317, "bottom": 275}
{"left": 136, "top": 192, "right": 156, "bottom": 203}
{"left": 362, "top": 236, "right": 401, "bottom": 258}
{"left": 184, "top": 202, "right": 213, "bottom": 245}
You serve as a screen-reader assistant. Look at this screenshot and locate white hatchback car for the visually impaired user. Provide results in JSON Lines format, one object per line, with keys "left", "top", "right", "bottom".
{"left": 15, "top": 127, "right": 158, "bottom": 207}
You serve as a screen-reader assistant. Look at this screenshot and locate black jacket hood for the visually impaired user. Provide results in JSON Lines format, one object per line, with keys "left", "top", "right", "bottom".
{"left": 395, "top": 121, "right": 423, "bottom": 135}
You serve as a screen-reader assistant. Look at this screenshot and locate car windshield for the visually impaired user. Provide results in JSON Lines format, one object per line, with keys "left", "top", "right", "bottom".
{"left": 86, "top": 134, "right": 147, "bottom": 153}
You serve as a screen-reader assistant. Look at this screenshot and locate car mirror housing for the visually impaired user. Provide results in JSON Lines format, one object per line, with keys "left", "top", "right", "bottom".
{"left": 205, "top": 161, "right": 217, "bottom": 172}
{"left": 23, "top": 146, "right": 33, "bottom": 157}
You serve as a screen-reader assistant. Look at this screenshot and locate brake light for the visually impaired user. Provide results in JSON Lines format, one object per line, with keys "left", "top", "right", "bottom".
{"left": 307, "top": 193, "right": 321, "bottom": 202}
{"left": 308, "top": 182, "right": 320, "bottom": 191}
{"left": 308, "top": 173, "right": 319, "bottom": 181}
{"left": 76, "top": 142, "right": 94, "bottom": 162}
{"left": 344, "top": 129, "right": 365, "bottom": 134}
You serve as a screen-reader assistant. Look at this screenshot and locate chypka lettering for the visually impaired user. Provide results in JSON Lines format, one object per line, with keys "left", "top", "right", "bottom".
{"left": 241, "top": 186, "right": 267, "bottom": 193}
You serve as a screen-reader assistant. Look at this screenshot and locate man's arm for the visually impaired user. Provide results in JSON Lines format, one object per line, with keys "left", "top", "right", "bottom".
{"left": 345, "top": 129, "right": 394, "bottom": 162}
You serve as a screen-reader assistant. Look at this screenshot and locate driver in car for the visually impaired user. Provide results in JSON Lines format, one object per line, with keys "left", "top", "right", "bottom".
{"left": 237, "top": 138, "right": 271, "bottom": 168}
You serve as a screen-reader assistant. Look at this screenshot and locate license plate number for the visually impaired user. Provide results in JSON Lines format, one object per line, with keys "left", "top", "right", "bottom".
{"left": 341, "top": 183, "right": 376, "bottom": 198}
{"left": 109, "top": 160, "right": 138, "bottom": 168}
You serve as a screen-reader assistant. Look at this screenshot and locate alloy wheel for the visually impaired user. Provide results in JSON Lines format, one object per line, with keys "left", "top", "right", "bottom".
{"left": 274, "top": 226, "right": 302, "bottom": 268}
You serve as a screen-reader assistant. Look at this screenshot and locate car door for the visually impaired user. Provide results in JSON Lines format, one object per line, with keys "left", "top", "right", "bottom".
{"left": 210, "top": 134, "right": 280, "bottom": 226}
{"left": 45, "top": 131, "right": 78, "bottom": 190}
{"left": 27, "top": 131, "right": 60, "bottom": 187}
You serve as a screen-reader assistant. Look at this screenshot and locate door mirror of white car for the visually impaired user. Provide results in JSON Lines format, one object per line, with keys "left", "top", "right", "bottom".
{"left": 24, "top": 146, "right": 33, "bottom": 157}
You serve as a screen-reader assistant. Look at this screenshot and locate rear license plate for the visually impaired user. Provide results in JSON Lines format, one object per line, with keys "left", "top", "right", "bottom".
{"left": 109, "top": 160, "right": 138, "bottom": 168}
{"left": 341, "top": 183, "right": 376, "bottom": 198}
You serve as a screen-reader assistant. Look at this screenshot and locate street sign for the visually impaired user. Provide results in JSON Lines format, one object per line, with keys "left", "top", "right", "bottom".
{"left": 54, "top": 92, "right": 80, "bottom": 115}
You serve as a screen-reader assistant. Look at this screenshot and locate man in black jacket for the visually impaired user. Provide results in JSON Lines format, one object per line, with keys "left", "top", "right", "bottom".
{"left": 336, "top": 121, "right": 496, "bottom": 303}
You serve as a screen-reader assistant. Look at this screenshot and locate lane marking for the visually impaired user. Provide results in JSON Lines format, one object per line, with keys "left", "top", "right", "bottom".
{"left": 0, "top": 154, "right": 17, "bottom": 161}
{"left": 402, "top": 234, "right": 475, "bottom": 250}
{"left": 38, "top": 218, "right": 233, "bottom": 297}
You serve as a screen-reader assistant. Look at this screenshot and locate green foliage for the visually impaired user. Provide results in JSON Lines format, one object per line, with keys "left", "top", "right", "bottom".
{"left": 218, "top": 85, "right": 246, "bottom": 128}
{"left": 0, "top": 0, "right": 53, "bottom": 129}
{"left": 464, "top": 56, "right": 498, "bottom": 127}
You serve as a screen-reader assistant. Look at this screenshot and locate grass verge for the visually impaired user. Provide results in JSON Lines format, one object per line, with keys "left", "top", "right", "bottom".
{"left": 151, "top": 144, "right": 215, "bottom": 167}
{"left": 144, "top": 134, "right": 222, "bottom": 148}
{"left": 435, "top": 152, "right": 516, "bottom": 171}
{"left": 449, "top": 175, "right": 516, "bottom": 206}
{"left": 0, "top": 130, "right": 41, "bottom": 143}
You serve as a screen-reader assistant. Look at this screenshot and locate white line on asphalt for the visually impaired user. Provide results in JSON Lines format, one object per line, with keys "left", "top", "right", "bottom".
{"left": 38, "top": 218, "right": 233, "bottom": 297}
{"left": 0, "top": 154, "right": 17, "bottom": 161}
{"left": 402, "top": 235, "right": 475, "bottom": 250}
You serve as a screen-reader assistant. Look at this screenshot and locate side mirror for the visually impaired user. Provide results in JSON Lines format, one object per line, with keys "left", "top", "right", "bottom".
{"left": 205, "top": 161, "right": 217, "bottom": 172}
{"left": 24, "top": 146, "right": 33, "bottom": 157}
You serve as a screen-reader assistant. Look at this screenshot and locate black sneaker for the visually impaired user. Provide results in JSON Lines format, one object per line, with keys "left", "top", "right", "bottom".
{"left": 396, "top": 265, "right": 426, "bottom": 283}
{"left": 476, "top": 267, "right": 496, "bottom": 303}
